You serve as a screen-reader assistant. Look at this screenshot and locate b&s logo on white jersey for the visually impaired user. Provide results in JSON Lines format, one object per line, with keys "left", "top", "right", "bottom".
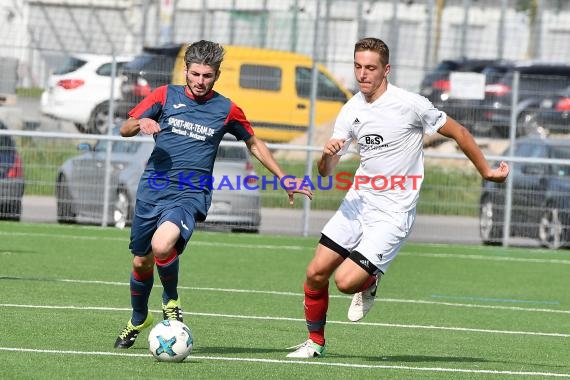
{"left": 358, "top": 134, "right": 389, "bottom": 152}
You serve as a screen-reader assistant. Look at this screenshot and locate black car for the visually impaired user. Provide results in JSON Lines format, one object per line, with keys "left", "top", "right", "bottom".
{"left": 520, "top": 85, "right": 570, "bottom": 136}
{"left": 0, "top": 122, "right": 24, "bottom": 220}
{"left": 471, "top": 62, "right": 570, "bottom": 137}
{"left": 480, "top": 137, "right": 570, "bottom": 249}
{"left": 420, "top": 58, "right": 499, "bottom": 106}
{"left": 420, "top": 58, "right": 514, "bottom": 131}
{"left": 115, "top": 44, "right": 181, "bottom": 117}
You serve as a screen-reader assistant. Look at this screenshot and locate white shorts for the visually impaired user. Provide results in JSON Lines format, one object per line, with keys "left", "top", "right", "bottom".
{"left": 321, "top": 189, "right": 416, "bottom": 275}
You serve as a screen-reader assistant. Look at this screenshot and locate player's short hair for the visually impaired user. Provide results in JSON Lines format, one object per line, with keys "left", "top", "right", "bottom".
{"left": 184, "top": 40, "right": 225, "bottom": 72}
{"left": 354, "top": 37, "right": 389, "bottom": 67}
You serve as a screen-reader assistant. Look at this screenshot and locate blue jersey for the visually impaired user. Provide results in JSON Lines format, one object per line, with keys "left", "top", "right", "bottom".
{"left": 128, "top": 84, "right": 254, "bottom": 207}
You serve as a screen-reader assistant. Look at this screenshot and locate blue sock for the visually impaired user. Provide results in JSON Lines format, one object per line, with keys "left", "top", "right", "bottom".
{"left": 130, "top": 270, "right": 153, "bottom": 326}
{"left": 155, "top": 252, "right": 179, "bottom": 304}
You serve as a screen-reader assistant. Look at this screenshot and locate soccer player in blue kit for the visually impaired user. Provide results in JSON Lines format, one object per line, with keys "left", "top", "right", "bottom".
{"left": 114, "top": 40, "right": 313, "bottom": 348}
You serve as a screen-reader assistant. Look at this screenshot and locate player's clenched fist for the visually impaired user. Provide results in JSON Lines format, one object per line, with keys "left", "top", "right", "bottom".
{"left": 323, "top": 138, "right": 345, "bottom": 156}
{"left": 138, "top": 118, "right": 161, "bottom": 135}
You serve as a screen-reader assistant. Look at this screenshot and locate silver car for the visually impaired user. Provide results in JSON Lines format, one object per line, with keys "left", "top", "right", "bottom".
{"left": 55, "top": 132, "right": 261, "bottom": 232}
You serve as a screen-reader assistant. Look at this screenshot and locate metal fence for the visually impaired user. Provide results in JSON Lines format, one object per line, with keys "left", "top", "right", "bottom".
{"left": 1, "top": 0, "right": 570, "bottom": 246}
{"left": 1, "top": 0, "right": 569, "bottom": 91}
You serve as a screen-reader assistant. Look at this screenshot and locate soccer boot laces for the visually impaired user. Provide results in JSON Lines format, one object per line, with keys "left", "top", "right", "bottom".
{"left": 162, "top": 299, "right": 183, "bottom": 322}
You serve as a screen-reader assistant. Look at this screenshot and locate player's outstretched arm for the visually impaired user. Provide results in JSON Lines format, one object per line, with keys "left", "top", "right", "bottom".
{"left": 437, "top": 117, "right": 510, "bottom": 183}
{"left": 245, "top": 135, "right": 313, "bottom": 205}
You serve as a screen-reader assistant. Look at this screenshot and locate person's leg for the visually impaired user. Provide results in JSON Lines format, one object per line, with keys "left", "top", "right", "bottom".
{"left": 286, "top": 235, "right": 347, "bottom": 358}
{"left": 304, "top": 240, "right": 346, "bottom": 346}
{"left": 343, "top": 208, "right": 416, "bottom": 322}
{"left": 115, "top": 201, "right": 157, "bottom": 349}
{"left": 334, "top": 257, "right": 378, "bottom": 294}
{"left": 130, "top": 254, "right": 155, "bottom": 325}
{"left": 152, "top": 221, "right": 182, "bottom": 305}
{"left": 336, "top": 254, "right": 381, "bottom": 322}
{"left": 288, "top": 190, "right": 362, "bottom": 358}
{"left": 154, "top": 204, "right": 196, "bottom": 321}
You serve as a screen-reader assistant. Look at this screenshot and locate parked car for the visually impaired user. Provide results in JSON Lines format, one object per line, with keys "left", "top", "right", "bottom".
{"left": 471, "top": 62, "right": 570, "bottom": 137}
{"left": 115, "top": 44, "right": 180, "bottom": 118}
{"left": 116, "top": 43, "right": 352, "bottom": 142}
{"left": 479, "top": 136, "right": 570, "bottom": 249}
{"left": 55, "top": 130, "right": 261, "bottom": 232}
{"left": 41, "top": 53, "right": 133, "bottom": 134}
{"left": 420, "top": 58, "right": 499, "bottom": 105}
{"left": 519, "top": 85, "right": 570, "bottom": 136}
{"left": 0, "top": 121, "right": 24, "bottom": 220}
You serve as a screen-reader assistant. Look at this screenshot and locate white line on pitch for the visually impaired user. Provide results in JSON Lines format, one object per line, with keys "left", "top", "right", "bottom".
{"left": 0, "top": 231, "right": 306, "bottom": 250}
{"left": 405, "top": 252, "right": 570, "bottom": 265}
{"left": 2, "top": 275, "right": 569, "bottom": 315}
{"left": 0, "top": 347, "right": 568, "bottom": 378}
{"left": 4, "top": 230, "right": 570, "bottom": 264}
{"left": 1, "top": 303, "right": 569, "bottom": 338}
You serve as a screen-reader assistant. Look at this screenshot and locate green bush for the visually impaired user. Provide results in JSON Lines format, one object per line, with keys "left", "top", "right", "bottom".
{"left": 252, "top": 158, "right": 481, "bottom": 215}
{"left": 19, "top": 140, "right": 482, "bottom": 216}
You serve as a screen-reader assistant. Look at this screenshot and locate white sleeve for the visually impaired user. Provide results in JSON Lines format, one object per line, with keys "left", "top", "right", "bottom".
{"left": 421, "top": 107, "right": 447, "bottom": 136}
{"left": 412, "top": 93, "right": 447, "bottom": 135}
{"left": 330, "top": 105, "right": 354, "bottom": 155}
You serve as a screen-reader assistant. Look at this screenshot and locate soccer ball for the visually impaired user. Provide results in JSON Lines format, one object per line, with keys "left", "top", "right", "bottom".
{"left": 148, "top": 320, "right": 193, "bottom": 362}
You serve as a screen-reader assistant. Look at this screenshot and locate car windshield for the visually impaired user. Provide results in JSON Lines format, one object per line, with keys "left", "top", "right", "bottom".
{"left": 481, "top": 64, "right": 512, "bottom": 81}
{"left": 96, "top": 61, "right": 129, "bottom": 76}
{"left": 122, "top": 53, "right": 176, "bottom": 74}
{"left": 499, "top": 68, "right": 570, "bottom": 92}
{"left": 122, "top": 53, "right": 155, "bottom": 71}
{"left": 53, "top": 56, "right": 87, "bottom": 75}
{"left": 433, "top": 61, "right": 461, "bottom": 72}
{"left": 94, "top": 139, "right": 141, "bottom": 154}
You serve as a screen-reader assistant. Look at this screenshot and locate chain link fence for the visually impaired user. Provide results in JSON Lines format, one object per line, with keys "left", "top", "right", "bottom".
{"left": 0, "top": 0, "right": 569, "bottom": 244}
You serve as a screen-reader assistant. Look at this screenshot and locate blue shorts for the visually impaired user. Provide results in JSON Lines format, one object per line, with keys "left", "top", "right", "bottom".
{"left": 129, "top": 195, "right": 208, "bottom": 256}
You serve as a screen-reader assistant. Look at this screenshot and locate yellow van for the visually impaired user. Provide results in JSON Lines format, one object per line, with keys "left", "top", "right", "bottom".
{"left": 172, "top": 45, "right": 353, "bottom": 142}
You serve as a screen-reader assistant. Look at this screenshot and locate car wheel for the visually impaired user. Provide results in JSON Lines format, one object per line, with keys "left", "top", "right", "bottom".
{"left": 538, "top": 207, "right": 564, "bottom": 249}
{"left": 113, "top": 189, "right": 130, "bottom": 229}
{"left": 87, "top": 102, "right": 110, "bottom": 134}
{"left": 479, "top": 197, "right": 502, "bottom": 245}
{"left": 0, "top": 200, "right": 21, "bottom": 221}
{"left": 231, "top": 226, "right": 259, "bottom": 234}
{"left": 9, "top": 200, "right": 22, "bottom": 221}
{"left": 56, "top": 176, "right": 76, "bottom": 223}
{"left": 74, "top": 122, "right": 89, "bottom": 133}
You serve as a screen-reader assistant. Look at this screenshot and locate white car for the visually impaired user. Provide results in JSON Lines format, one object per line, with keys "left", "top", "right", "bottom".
{"left": 41, "top": 53, "right": 133, "bottom": 134}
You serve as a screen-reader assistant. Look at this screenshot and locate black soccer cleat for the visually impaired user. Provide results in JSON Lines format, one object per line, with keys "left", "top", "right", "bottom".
{"left": 114, "top": 314, "right": 153, "bottom": 349}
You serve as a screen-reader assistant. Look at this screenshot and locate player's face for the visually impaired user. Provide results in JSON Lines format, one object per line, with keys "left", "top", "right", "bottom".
{"left": 185, "top": 63, "right": 220, "bottom": 98}
{"left": 354, "top": 50, "right": 390, "bottom": 102}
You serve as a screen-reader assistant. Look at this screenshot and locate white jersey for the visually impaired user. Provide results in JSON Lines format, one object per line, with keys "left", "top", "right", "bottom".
{"left": 333, "top": 83, "right": 446, "bottom": 212}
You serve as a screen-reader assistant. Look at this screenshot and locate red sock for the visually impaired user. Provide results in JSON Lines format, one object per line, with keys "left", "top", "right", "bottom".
{"left": 357, "top": 275, "right": 378, "bottom": 292}
{"left": 304, "top": 282, "right": 328, "bottom": 346}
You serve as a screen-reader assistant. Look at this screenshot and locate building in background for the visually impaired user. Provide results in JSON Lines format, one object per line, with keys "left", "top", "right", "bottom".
{"left": 0, "top": 0, "right": 568, "bottom": 93}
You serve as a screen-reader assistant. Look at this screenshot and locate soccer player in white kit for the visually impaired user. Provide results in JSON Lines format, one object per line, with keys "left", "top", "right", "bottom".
{"left": 286, "top": 37, "right": 510, "bottom": 358}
